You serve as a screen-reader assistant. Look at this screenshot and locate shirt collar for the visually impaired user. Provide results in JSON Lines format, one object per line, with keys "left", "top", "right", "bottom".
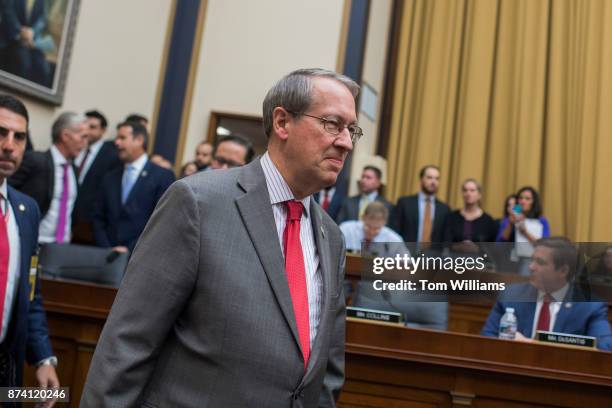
{"left": 126, "top": 153, "right": 148, "bottom": 173}
{"left": 89, "top": 138, "right": 105, "bottom": 153}
{"left": 539, "top": 284, "right": 569, "bottom": 302}
{"left": 50, "top": 144, "right": 69, "bottom": 165}
{"left": 418, "top": 191, "right": 434, "bottom": 202}
{"left": 0, "top": 178, "right": 7, "bottom": 199}
{"left": 364, "top": 191, "right": 378, "bottom": 201}
{"left": 0, "top": 179, "right": 7, "bottom": 214}
{"left": 260, "top": 152, "right": 310, "bottom": 218}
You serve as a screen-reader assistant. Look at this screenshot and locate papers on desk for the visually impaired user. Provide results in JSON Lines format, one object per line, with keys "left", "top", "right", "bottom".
{"left": 515, "top": 219, "right": 543, "bottom": 257}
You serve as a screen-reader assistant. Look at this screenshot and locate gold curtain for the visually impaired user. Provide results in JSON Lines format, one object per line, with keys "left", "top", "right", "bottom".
{"left": 386, "top": 0, "right": 612, "bottom": 241}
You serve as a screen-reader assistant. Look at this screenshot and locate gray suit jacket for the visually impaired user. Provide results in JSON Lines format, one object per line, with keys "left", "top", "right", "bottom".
{"left": 80, "top": 158, "right": 347, "bottom": 408}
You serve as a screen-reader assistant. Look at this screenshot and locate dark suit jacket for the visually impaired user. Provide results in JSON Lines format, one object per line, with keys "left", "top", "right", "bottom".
{"left": 391, "top": 194, "right": 450, "bottom": 242}
{"left": 481, "top": 283, "right": 612, "bottom": 351}
{"left": 81, "top": 158, "right": 346, "bottom": 407}
{"left": 73, "top": 141, "right": 120, "bottom": 222}
{"left": 8, "top": 150, "right": 78, "bottom": 218}
{"left": 93, "top": 160, "right": 175, "bottom": 252}
{"left": 2, "top": 186, "right": 53, "bottom": 386}
{"left": 335, "top": 193, "right": 394, "bottom": 225}
{"left": 313, "top": 188, "right": 344, "bottom": 221}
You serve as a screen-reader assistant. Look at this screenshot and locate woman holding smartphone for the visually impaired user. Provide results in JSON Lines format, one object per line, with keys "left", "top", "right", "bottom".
{"left": 496, "top": 187, "right": 550, "bottom": 274}
{"left": 496, "top": 186, "right": 550, "bottom": 242}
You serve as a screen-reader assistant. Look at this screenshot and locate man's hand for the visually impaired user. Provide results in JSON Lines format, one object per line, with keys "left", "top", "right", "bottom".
{"left": 514, "top": 331, "right": 533, "bottom": 343}
{"left": 35, "top": 364, "right": 59, "bottom": 407}
{"left": 112, "top": 246, "right": 129, "bottom": 253}
{"left": 20, "top": 27, "right": 34, "bottom": 47}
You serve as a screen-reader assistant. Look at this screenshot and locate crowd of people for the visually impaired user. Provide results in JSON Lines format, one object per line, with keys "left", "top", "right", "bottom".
{"left": 0, "top": 66, "right": 611, "bottom": 406}
{"left": 6, "top": 108, "right": 256, "bottom": 257}
{"left": 331, "top": 163, "right": 551, "bottom": 254}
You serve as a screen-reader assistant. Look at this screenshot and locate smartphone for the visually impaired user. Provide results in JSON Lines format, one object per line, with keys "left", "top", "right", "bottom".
{"left": 513, "top": 204, "right": 522, "bottom": 214}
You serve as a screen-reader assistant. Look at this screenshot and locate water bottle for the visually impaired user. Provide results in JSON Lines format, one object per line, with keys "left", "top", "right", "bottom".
{"left": 498, "top": 307, "right": 517, "bottom": 340}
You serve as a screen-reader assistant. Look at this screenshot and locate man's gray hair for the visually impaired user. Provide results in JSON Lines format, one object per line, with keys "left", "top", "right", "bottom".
{"left": 363, "top": 201, "right": 389, "bottom": 220}
{"left": 52, "top": 112, "right": 86, "bottom": 143}
{"left": 262, "top": 68, "right": 360, "bottom": 138}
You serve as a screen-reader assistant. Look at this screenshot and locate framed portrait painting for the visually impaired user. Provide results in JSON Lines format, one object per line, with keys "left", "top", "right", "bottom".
{"left": 0, "top": 0, "right": 80, "bottom": 105}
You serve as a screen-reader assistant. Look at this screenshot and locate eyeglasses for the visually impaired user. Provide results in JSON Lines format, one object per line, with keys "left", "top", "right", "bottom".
{"left": 213, "top": 155, "right": 242, "bottom": 168}
{"left": 286, "top": 110, "right": 363, "bottom": 145}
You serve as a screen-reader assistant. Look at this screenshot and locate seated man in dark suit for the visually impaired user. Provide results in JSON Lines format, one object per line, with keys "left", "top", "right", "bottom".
{"left": 93, "top": 121, "right": 174, "bottom": 253}
{"left": 0, "top": 94, "right": 58, "bottom": 389}
{"left": 482, "top": 237, "right": 612, "bottom": 351}
{"left": 391, "top": 165, "right": 450, "bottom": 243}
{"left": 9, "top": 111, "right": 88, "bottom": 244}
{"left": 336, "top": 165, "right": 393, "bottom": 224}
{"left": 72, "top": 110, "right": 120, "bottom": 244}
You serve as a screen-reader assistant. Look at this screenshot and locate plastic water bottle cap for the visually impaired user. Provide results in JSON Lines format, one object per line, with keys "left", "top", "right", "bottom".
{"left": 506, "top": 307, "right": 515, "bottom": 313}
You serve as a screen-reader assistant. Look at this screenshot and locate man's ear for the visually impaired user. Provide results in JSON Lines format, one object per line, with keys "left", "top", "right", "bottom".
{"left": 135, "top": 134, "right": 145, "bottom": 148}
{"left": 559, "top": 264, "right": 570, "bottom": 280}
{"left": 272, "top": 107, "right": 291, "bottom": 141}
{"left": 59, "top": 129, "right": 69, "bottom": 144}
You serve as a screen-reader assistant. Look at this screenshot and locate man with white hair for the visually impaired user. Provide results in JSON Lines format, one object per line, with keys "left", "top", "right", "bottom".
{"left": 9, "top": 112, "right": 87, "bottom": 243}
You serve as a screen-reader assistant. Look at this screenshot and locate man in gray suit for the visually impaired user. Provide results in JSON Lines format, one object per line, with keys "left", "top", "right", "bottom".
{"left": 81, "top": 68, "right": 362, "bottom": 407}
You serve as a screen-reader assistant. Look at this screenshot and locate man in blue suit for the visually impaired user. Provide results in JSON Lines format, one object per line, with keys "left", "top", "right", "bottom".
{"left": 0, "top": 94, "right": 58, "bottom": 391}
{"left": 482, "top": 237, "right": 612, "bottom": 351}
{"left": 93, "top": 121, "right": 175, "bottom": 254}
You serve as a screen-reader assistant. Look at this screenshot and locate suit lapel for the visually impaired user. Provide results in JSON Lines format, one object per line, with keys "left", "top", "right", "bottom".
{"left": 553, "top": 289, "right": 574, "bottom": 332}
{"left": 517, "top": 284, "right": 538, "bottom": 337}
{"left": 111, "top": 167, "right": 123, "bottom": 211}
{"left": 235, "top": 160, "right": 302, "bottom": 350}
{"left": 45, "top": 150, "right": 54, "bottom": 208}
{"left": 433, "top": 200, "right": 442, "bottom": 233}
{"left": 305, "top": 202, "right": 331, "bottom": 374}
{"left": 6, "top": 188, "right": 31, "bottom": 301}
{"left": 410, "top": 196, "right": 419, "bottom": 240}
{"left": 124, "top": 161, "right": 150, "bottom": 206}
{"left": 350, "top": 196, "right": 360, "bottom": 220}
{"left": 519, "top": 302, "right": 537, "bottom": 337}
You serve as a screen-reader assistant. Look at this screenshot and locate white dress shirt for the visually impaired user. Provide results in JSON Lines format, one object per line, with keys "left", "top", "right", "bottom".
{"left": 75, "top": 138, "right": 105, "bottom": 184}
{"left": 260, "top": 152, "right": 322, "bottom": 346}
{"left": 0, "top": 179, "right": 21, "bottom": 342}
{"left": 124, "top": 153, "right": 148, "bottom": 176}
{"left": 339, "top": 220, "right": 406, "bottom": 253}
{"left": 530, "top": 284, "right": 569, "bottom": 337}
{"left": 39, "top": 146, "right": 78, "bottom": 244}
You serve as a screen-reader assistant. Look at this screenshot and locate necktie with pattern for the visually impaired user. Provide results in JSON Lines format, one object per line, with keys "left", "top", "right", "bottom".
{"left": 283, "top": 200, "right": 310, "bottom": 368}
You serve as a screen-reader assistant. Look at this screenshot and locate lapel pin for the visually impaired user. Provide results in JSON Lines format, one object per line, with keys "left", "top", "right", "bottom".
{"left": 320, "top": 225, "right": 325, "bottom": 239}
{"left": 565, "top": 303, "right": 572, "bottom": 308}
{"left": 141, "top": 170, "right": 148, "bottom": 177}
{"left": 18, "top": 204, "right": 26, "bottom": 212}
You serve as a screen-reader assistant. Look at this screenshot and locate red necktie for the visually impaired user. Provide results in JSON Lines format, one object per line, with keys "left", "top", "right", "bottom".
{"left": 321, "top": 190, "right": 330, "bottom": 212}
{"left": 283, "top": 200, "right": 310, "bottom": 368}
{"left": 0, "top": 196, "right": 10, "bottom": 337}
{"left": 536, "top": 294, "right": 553, "bottom": 332}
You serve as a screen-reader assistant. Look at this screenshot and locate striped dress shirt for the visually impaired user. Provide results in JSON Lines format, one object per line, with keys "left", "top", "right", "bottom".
{"left": 260, "top": 152, "right": 322, "bottom": 346}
